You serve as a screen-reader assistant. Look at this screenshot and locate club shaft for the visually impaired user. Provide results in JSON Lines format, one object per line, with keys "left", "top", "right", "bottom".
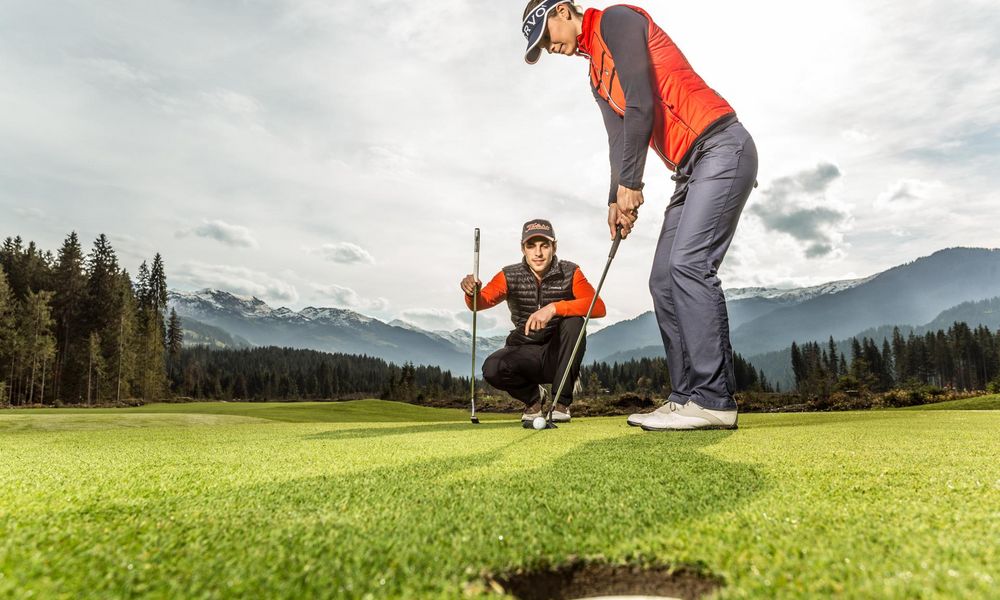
{"left": 471, "top": 228, "right": 480, "bottom": 418}
{"left": 547, "top": 227, "right": 622, "bottom": 420}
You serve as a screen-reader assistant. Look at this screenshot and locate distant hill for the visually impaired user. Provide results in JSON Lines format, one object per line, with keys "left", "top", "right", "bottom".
{"left": 586, "top": 275, "right": 875, "bottom": 363}
{"left": 588, "top": 247, "right": 1000, "bottom": 363}
{"left": 179, "top": 316, "right": 252, "bottom": 349}
{"left": 731, "top": 247, "right": 1000, "bottom": 356}
{"left": 167, "top": 289, "right": 504, "bottom": 374}
{"left": 167, "top": 247, "right": 1000, "bottom": 387}
{"left": 746, "top": 295, "right": 1000, "bottom": 392}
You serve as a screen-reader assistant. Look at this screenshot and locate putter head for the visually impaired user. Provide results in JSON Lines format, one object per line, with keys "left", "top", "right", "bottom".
{"left": 470, "top": 416, "right": 480, "bottom": 424}
{"left": 545, "top": 420, "right": 558, "bottom": 429}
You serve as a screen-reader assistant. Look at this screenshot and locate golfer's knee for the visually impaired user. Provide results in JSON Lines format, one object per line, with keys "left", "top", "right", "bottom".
{"left": 482, "top": 356, "right": 504, "bottom": 387}
{"left": 667, "top": 255, "right": 704, "bottom": 281}
{"left": 649, "top": 266, "right": 671, "bottom": 296}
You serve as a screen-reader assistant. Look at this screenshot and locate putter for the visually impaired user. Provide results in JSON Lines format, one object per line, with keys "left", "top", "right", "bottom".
{"left": 470, "top": 228, "right": 481, "bottom": 424}
{"left": 541, "top": 224, "right": 625, "bottom": 428}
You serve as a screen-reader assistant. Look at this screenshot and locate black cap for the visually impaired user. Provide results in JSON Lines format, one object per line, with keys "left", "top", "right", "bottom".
{"left": 521, "top": 219, "right": 556, "bottom": 243}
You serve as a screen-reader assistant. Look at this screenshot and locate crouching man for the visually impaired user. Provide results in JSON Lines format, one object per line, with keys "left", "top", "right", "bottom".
{"left": 461, "top": 219, "right": 606, "bottom": 423}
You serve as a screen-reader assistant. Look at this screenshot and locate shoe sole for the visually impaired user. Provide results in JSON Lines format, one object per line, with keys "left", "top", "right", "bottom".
{"left": 640, "top": 423, "right": 738, "bottom": 431}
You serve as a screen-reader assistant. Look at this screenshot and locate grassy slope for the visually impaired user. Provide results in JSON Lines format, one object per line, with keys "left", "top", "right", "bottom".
{"left": 1, "top": 400, "right": 997, "bottom": 599}
{"left": 900, "top": 393, "right": 1000, "bottom": 411}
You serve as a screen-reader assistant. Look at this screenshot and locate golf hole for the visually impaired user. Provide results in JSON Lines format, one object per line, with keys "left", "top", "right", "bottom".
{"left": 484, "top": 560, "right": 722, "bottom": 600}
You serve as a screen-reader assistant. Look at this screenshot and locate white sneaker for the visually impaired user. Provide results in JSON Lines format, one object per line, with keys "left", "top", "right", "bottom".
{"left": 627, "top": 402, "right": 679, "bottom": 427}
{"left": 551, "top": 403, "right": 571, "bottom": 423}
{"left": 520, "top": 400, "right": 543, "bottom": 422}
{"left": 640, "top": 400, "right": 738, "bottom": 431}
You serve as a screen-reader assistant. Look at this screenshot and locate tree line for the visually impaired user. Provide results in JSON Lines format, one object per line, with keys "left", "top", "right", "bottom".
{"left": 4, "top": 231, "right": 995, "bottom": 407}
{"left": 578, "top": 351, "right": 773, "bottom": 396}
{"left": 169, "top": 345, "right": 469, "bottom": 402}
{"left": 163, "top": 345, "right": 770, "bottom": 403}
{"left": 790, "top": 324, "right": 1000, "bottom": 398}
{"left": 0, "top": 233, "right": 181, "bottom": 406}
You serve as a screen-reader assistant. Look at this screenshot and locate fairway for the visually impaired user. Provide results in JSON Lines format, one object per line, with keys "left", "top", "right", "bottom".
{"left": 2, "top": 399, "right": 999, "bottom": 599}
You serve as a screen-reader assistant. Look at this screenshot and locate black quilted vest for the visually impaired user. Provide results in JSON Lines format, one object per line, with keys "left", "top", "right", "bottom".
{"left": 502, "top": 256, "right": 578, "bottom": 346}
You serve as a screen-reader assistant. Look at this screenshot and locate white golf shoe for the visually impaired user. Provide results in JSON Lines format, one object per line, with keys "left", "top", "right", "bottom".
{"left": 540, "top": 385, "right": 571, "bottom": 423}
{"left": 520, "top": 401, "right": 543, "bottom": 422}
{"left": 639, "top": 400, "right": 738, "bottom": 431}
{"left": 627, "top": 401, "right": 681, "bottom": 427}
{"left": 551, "top": 403, "right": 571, "bottom": 423}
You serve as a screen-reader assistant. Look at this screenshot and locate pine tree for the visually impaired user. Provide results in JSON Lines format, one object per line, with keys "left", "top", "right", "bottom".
{"left": 0, "top": 268, "right": 15, "bottom": 404}
{"left": 85, "top": 234, "right": 120, "bottom": 337}
{"left": 135, "top": 255, "right": 168, "bottom": 401}
{"left": 828, "top": 335, "right": 839, "bottom": 376}
{"left": 790, "top": 341, "right": 805, "bottom": 389}
{"left": 167, "top": 309, "right": 183, "bottom": 359}
{"left": 891, "top": 326, "right": 907, "bottom": 385}
{"left": 148, "top": 254, "right": 168, "bottom": 342}
{"left": 86, "top": 332, "right": 105, "bottom": 405}
{"left": 51, "top": 232, "right": 88, "bottom": 402}
{"left": 111, "top": 270, "right": 138, "bottom": 402}
{"left": 21, "top": 291, "right": 56, "bottom": 404}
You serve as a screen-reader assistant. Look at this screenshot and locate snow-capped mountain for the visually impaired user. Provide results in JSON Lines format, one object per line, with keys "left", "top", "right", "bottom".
{"left": 168, "top": 247, "right": 1000, "bottom": 383}
{"left": 724, "top": 275, "right": 877, "bottom": 302}
{"left": 168, "top": 289, "right": 502, "bottom": 373}
{"left": 587, "top": 247, "right": 1000, "bottom": 366}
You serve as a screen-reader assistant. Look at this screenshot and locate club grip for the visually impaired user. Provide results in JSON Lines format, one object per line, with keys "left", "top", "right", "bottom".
{"left": 473, "top": 228, "right": 480, "bottom": 281}
{"left": 609, "top": 224, "right": 623, "bottom": 259}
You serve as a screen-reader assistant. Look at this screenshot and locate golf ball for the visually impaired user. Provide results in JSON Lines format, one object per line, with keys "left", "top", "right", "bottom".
{"left": 532, "top": 416, "right": 547, "bottom": 430}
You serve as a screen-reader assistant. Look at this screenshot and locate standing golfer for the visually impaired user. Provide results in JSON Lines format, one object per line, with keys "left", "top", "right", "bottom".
{"left": 461, "top": 219, "right": 606, "bottom": 424}
{"left": 521, "top": 1, "right": 759, "bottom": 430}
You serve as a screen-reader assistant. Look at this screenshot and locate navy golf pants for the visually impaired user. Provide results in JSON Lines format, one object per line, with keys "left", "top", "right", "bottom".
{"left": 482, "top": 317, "right": 585, "bottom": 407}
{"left": 649, "top": 118, "right": 758, "bottom": 411}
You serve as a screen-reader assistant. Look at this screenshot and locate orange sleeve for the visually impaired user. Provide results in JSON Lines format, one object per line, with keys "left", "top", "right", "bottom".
{"left": 553, "top": 267, "right": 607, "bottom": 318}
{"left": 464, "top": 270, "right": 507, "bottom": 311}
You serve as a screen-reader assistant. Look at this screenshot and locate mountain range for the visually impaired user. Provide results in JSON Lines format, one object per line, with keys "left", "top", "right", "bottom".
{"left": 170, "top": 247, "right": 1000, "bottom": 390}
{"left": 168, "top": 289, "right": 505, "bottom": 375}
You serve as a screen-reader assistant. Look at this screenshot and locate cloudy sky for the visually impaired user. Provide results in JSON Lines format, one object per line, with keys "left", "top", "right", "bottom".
{"left": 2, "top": 0, "right": 998, "bottom": 336}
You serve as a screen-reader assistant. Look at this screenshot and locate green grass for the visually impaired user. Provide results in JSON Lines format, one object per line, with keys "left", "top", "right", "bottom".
{"left": 1, "top": 399, "right": 998, "bottom": 599}
{"left": 899, "top": 393, "right": 1000, "bottom": 411}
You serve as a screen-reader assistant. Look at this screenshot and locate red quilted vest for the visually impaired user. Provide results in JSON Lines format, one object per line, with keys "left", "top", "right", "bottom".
{"left": 580, "top": 5, "right": 736, "bottom": 170}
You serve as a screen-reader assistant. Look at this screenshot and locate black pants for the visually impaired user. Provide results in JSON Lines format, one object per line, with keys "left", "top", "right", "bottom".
{"left": 482, "top": 317, "right": 586, "bottom": 407}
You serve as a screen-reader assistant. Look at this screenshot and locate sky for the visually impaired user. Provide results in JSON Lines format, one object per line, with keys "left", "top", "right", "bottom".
{"left": 2, "top": 0, "right": 998, "bottom": 336}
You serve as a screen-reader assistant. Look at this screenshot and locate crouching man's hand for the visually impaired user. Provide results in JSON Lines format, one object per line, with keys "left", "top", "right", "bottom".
{"left": 460, "top": 274, "right": 481, "bottom": 296}
{"left": 525, "top": 304, "right": 558, "bottom": 335}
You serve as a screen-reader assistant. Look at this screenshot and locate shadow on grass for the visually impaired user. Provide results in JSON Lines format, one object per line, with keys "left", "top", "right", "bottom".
{"left": 15, "top": 428, "right": 762, "bottom": 598}
{"left": 302, "top": 419, "right": 521, "bottom": 441}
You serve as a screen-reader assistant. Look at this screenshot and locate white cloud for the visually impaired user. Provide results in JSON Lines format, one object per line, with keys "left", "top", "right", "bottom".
{"left": 874, "top": 179, "right": 946, "bottom": 213}
{"left": 176, "top": 220, "right": 258, "bottom": 248}
{"left": 314, "top": 283, "right": 388, "bottom": 312}
{"left": 315, "top": 242, "right": 375, "bottom": 265}
{"left": 13, "top": 207, "right": 46, "bottom": 220}
{"left": 748, "top": 163, "right": 850, "bottom": 258}
{"left": 2, "top": 0, "right": 998, "bottom": 330}
{"left": 398, "top": 308, "right": 501, "bottom": 333}
{"left": 174, "top": 262, "right": 298, "bottom": 303}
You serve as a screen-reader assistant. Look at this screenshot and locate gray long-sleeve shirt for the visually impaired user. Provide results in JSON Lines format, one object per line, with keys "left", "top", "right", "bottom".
{"left": 592, "top": 5, "right": 655, "bottom": 205}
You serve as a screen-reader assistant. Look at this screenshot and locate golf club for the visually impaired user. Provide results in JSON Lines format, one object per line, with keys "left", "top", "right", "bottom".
{"left": 470, "top": 228, "right": 481, "bottom": 424}
{"left": 540, "top": 224, "right": 625, "bottom": 428}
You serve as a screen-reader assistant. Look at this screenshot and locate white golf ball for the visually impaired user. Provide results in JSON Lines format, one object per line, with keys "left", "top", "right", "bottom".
{"left": 532, "top": 416, "right": 547, "bottom": 430}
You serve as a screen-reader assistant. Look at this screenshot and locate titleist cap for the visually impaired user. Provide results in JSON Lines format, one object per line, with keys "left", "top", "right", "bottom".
{"left": 521, "top": 219, "right": 556, "bottom": 243}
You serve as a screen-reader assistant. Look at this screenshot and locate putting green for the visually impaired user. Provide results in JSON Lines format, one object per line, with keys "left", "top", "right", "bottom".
{"left": 1, "top": 398, "right": 998, "bottom": 598}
